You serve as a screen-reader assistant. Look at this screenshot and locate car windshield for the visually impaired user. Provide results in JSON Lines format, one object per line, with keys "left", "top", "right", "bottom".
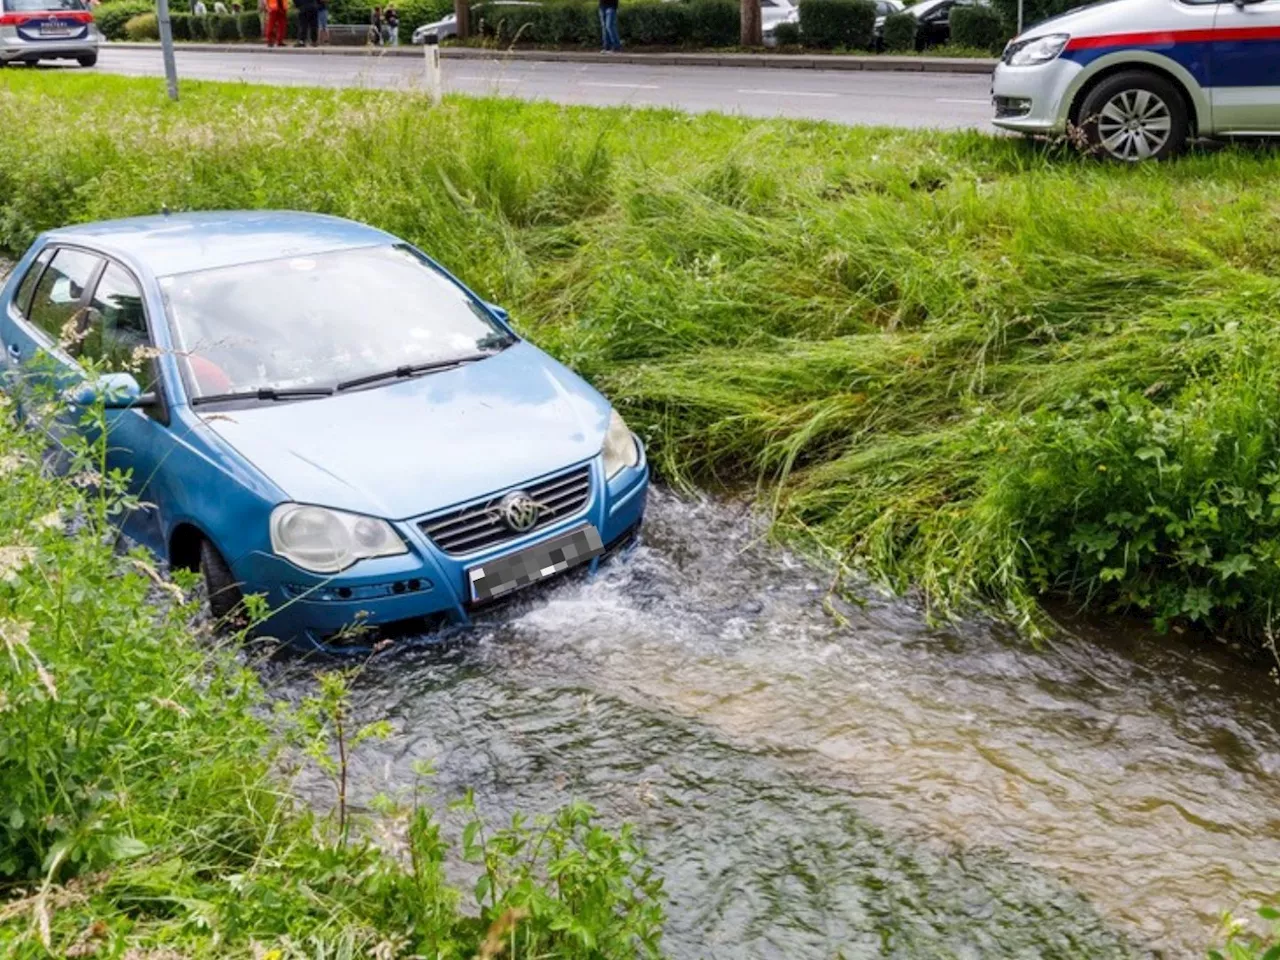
{"left": 160, "top": 244, "right": 514, "bottom": 401}
{"left": 3, "top": 0, "right": 87, "bottom": 10}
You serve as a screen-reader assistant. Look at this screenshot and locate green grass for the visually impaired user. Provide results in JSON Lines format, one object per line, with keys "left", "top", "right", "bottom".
{"left": 3, "top": 72, "right": 1280, "bottom": 646}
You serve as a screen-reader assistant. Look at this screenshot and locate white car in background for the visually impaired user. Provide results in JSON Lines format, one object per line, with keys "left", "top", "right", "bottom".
{"left": 412, "top": 0, "right": 539, "bottom": 43}
{"left": 761, "top": 0, "right": 800, "bottom": 45}
{"left": 992, "top": 0, "right": 1280, "bottom": 161}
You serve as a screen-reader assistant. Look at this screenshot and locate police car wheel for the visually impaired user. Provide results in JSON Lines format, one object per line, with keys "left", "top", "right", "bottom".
{"left": 1079, "top": 70, "right": 1188, "bottom": 162}
{"left": 78, "top": 54, "right": 97, "bottom": 67}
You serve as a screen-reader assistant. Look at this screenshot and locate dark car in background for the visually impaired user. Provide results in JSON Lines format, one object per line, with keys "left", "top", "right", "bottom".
{"left": 877, "top": 0, "right": 987, "bottom": 49}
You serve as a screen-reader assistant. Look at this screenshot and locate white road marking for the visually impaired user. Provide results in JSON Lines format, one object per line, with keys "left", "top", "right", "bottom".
{"left": 581, "top": 81, "right": 660, "bottom": 89}
{"left": 936, "top": 97, "right": 990, "bottom": 104}
{"left": 738, "top": 88, "right": 838, "bottom": 98}
{"left": 456, "top": 75, "right": 519, "bottom": 82}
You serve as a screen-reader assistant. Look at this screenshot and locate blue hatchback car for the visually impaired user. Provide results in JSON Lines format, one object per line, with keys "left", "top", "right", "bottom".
{"left": 0, "top": 212, "right": 648, "bottom": 647}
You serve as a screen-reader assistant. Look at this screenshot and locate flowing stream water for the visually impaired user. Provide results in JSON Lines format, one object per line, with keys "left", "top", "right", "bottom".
{"left": 267, "top": 490, "right": 1280, "bottom": 960}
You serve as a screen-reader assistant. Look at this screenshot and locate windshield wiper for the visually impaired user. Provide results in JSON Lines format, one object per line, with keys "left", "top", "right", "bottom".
{"left": 191, "top": 386, "right": 335, "bottom": 406}
{"left": 336, "top": 353, "right": 494, "bottom": 392}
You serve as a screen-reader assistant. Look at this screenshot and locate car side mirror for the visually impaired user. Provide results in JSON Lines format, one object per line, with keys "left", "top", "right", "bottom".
{"left": 486, "top": 302, "right": 512, "bottom": 325}
{"left": 67, "top": 372, "right": 158, "bottom": 410}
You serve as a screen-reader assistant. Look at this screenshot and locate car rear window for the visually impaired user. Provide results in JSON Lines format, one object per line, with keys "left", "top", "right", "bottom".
{"left": 27, "top": 247, "right": 102, "bottom": 347}
{"left": 1, "top": 0, "right": 89, "bottom": 11}
{"left": 12, "top": 248, "right": 53, "bottom": 319}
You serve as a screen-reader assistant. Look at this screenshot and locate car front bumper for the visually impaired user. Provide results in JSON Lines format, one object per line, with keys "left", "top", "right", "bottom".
{"left": 990, "top": 57, "right": 1082, "bottom": 135}
{"left": 236, "top": 450, "right": 649, "bottom": 648}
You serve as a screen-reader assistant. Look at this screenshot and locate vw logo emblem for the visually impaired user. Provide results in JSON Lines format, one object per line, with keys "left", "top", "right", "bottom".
{"left": 498, "top": 491, "right": 540, "bottom": 533}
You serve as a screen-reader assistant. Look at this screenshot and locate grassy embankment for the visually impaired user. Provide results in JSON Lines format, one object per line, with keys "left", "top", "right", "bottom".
{"left": 6, "top": 72, "right": 1277, "bottom": 644}
{"left": 3, "top": 69, "right": 1280, "bottom": 958}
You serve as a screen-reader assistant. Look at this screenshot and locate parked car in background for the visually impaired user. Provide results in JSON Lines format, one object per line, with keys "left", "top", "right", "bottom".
{"left": 761, "top": 0, "right": 800, "bottom": 46}
{"left": 893, "top": 0, "right": 985, "bottom": 49}
{"left": 870, "top": 0, "right": 906, "bottom": 48}
{"left": 0, "top": 0, "right": 99, "bottom": 67}
{"left": 0, "top": 212, "right": 649, "bottom": 649}
{"left": 991, "top": 0, "right": 1280, "bottom": 161}
{"left": 412, "top": 0, "right": 539, "bottom": 43}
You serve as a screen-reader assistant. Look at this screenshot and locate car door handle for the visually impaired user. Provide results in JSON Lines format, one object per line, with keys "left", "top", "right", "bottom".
{"left": 6, "top": 344, "right": 19, "bottom": 361}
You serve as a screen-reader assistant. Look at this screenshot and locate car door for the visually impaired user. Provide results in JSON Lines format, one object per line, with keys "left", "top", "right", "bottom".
{"left": 78, "top": 259, "right": 176, "bottom": 554}
{"left": 1211, "top": 0, "right": 1280, "bottom": 132}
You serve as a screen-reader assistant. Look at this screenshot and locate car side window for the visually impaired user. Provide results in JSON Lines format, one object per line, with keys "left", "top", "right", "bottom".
{"left": 82, "top": 263, "right": 150, "bottom": 370}
{"left": 11, "top": 248, "right": 54, "bottom": 320}
{"left": 27, "top": 248, "right": 103, "bottom": 350}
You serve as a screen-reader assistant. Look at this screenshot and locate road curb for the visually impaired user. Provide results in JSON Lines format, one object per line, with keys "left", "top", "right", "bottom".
{"left": 113, "top": 41, "right": 997, "bottom": 74}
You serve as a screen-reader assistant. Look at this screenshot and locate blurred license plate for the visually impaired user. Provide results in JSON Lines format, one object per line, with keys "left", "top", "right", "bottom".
{"left": 39, "top": 23, "right": 70, "bottom": 35}
{"left": 467, "top": 525, "right": 603, "bottom": 604}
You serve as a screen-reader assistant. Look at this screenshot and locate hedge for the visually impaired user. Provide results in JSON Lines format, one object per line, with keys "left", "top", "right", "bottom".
{"left": 949, "top": 4, "right": 1006, "bottom": 50}
{"left": 93, "top": 0, "right": 152, "bottom": 39}
{"left": 479, "top": 0, "right": 736, "bottom": 47}
{"left": 989, "top": 0, "right": 1096, "bottom": 30}
{"left": 881, "top": 9, "right": 916, "bottom": 50}
{"left": 772, "top": 19, "right": 800, "bottom": 43}
{"left": 797, "top": 0, "right": 876, "bottom": 48}
{"left": 123, "top": 10, "right": 159, "bottom": 39}
{"left": 239, "top": 10, "right": 262, "bottom": 37}
{"left": 168, "top": 11, "right": 191, "bottom": 37}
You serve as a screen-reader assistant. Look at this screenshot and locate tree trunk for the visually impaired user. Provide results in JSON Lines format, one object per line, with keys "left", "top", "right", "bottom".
{"left": 740, "top": 0, "right": 762, "bottom": 46}
{"left": 455, "top": 0, "right": 470, "bottom": 39}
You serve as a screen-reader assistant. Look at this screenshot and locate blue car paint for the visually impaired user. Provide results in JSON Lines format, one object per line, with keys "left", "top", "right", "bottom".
{"left": 0, "top": 212, "right": 648, "bottom": 648}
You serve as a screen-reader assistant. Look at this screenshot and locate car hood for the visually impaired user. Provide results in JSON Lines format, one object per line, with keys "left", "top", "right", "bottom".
{"left": 201, "top": 342, "right": 611, "bottom": 521}
{"left": 1017, "top": 0, "right": 1132, "bottom": 38}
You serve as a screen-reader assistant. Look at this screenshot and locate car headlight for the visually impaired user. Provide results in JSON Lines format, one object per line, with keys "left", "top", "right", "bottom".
{"left": 602, "top": 409, "right": 640, "bottom": 479}
{"left": 270, "top": 504, "right": 407, "bottom": 574}
{"left": 1004, "top": 33, "right": 1069, "bottom": 66}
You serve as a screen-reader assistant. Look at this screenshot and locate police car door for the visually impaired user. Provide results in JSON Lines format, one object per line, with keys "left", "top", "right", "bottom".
{"left": 1212, "top": 0, "right": 1280, "bottom": 132}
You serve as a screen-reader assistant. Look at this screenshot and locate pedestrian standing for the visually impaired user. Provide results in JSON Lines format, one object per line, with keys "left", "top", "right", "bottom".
{"left": 598, "top": 0, "right": 620, "bottom": 53}
{"left": 193, "top": 0, "right": 207, "bottom": 15}
{"left": 317, "top": 0, "right": 330, "bottom": 44}
{"left": 294, "top": 0, "right": 319, "bottom": 46}
{"left": 264, "top": 0, "right": 287, "bottom": 46}
{"left": 384, "top": 4, "right": 399, "bottom": 45}
{"left": 370, "top": 5, "right": 383, "bottom": 44}
{"left": 213, "top": 0, "right": 228, "bottom": 13}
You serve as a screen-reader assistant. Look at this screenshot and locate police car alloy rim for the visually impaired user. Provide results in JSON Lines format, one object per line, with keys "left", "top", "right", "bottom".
{"left": 1095, "top": 88, "right": 1172, "bottom": 161}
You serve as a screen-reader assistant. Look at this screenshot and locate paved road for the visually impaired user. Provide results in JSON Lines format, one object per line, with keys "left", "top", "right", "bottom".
{"left": 90, "top": 46, "right": 996, "bottom": 129}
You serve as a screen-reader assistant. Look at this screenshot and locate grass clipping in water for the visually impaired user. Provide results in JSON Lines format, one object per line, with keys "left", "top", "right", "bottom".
{"left": 3, "top": 73, "right": 1280, "bottom": 646}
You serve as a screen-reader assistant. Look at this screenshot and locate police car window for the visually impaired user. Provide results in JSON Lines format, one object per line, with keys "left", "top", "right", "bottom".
{"left": 82, "top": 264, "right": 150, "bottom": 370}
{"left": 2, "top": 0, "right": 88, "bottom": 10}
{"left": 27, "top": 248, "right": 102, "bottom": 349}
{"left": 12, "top": 249, "right": 53, "bottom": 319}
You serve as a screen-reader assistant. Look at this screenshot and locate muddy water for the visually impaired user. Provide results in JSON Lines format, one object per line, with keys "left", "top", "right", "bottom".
{"left": 266, "top": 491, "right": 1280, "bottom": 958}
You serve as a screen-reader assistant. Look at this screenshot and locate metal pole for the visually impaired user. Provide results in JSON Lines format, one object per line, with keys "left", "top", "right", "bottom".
{"left": 423, "top": 34, "right": 441, "bottom": 103}
{"left": 1017, "top": 0, "right": 1024, "bottom": 34}
{"left": 156, "top": 0, "right": 179, "bottom": 101}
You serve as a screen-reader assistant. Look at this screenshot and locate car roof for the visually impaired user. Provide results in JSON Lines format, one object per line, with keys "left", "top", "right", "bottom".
{"left": 41, "top": 211, "right": 397, "bottom": 277}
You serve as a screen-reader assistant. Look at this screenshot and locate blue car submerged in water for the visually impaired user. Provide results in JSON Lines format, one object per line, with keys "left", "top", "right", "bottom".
{"left": 0, "top": 212, "right": 648, "bottom": 647}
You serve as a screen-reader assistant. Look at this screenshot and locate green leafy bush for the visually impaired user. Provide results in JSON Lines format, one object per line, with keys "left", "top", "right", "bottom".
{"left": 239, "top": 10, "right": 262, "bottom": 36}
{"left": 989, "top": 0, "right": 1097, "bottom": 31}
{"left": 123, "top": 11, "right": 160, "bottom": 39}
{"left": 93, "top": 0, "right": 151, "bottom": 40}
{"left": 394, "top": 0, "right": 453, "bottom": 42}
{"left": 881, "top": 9, "right": 916, "bottom": 49}
{"left": 797, "top": 0, "right": 876, "bottom": 48}
{"left": 771, "top": 19, "right": 800, "bottom": 43}
{"left": 168, "top": 11, "right": 191, "bottom": 38}
{"left": 686, "top": 0, "right": 737, "bottom": 44}
{"left": 949, "top": 3, "right": 1007, "bottom": 50}
{"left": 208, "top": 11, "right": 241, "bottom": 39}
{"left": 620, "top": 0, "right": 689, "bottom": 45}
{"left": 188, "top": 9, "right": 208, "bottom": 37}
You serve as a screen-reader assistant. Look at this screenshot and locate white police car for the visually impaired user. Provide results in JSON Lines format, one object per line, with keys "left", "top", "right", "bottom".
{"left": 991, "top": 0, "right": 1280, "bottom": 160}
{"left": 0, "top": 0, "right": 100, "bottom": 67}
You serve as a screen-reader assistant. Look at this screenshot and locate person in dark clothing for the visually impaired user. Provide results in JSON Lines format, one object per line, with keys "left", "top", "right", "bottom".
{"left": 370, "top": 5, "right": 383, "bottom": 44}
{"left": 598, "top": 0, "right": 620, "bottom": 52}
{"left": 294, "top": 0, "right": 319, "bottom": 46}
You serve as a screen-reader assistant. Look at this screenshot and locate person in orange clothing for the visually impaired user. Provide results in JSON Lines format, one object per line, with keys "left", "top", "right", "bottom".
{"left": 264, "top": 0, "right": 288, "bottom": 47}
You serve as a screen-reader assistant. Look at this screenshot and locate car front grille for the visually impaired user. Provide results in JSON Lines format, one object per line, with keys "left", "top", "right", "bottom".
{"left": 418, "top": 463, "right": 593, "bottom": 556}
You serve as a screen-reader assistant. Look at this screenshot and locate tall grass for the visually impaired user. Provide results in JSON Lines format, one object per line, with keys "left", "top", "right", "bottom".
{"left": 3, "top": 73, "right": 1280, "bottom": 645}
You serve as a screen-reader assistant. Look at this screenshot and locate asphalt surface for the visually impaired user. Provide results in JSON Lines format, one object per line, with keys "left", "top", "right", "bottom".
{"left": 89, "top": 46, "right": 996, "bottom": 129}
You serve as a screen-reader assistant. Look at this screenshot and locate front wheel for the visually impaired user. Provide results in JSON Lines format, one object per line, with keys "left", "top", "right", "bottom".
{"left": 1078, "top": 70, "right": 1188, "bottom": 162}
{"left": 200, "top": 537, "right": 245, "bottom": 629}
{"left": 77, "top": 53, "right": 97, "bottom": 67}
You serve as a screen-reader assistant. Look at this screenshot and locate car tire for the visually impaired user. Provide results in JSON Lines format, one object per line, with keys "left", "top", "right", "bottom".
{"left": 200, "top": 537, "right": 245, "bottom": 628}
{"left": 77, "top": 54, "right": 97, "bottom": 67}
{"left": 1078, "top": 70, "right": 1188, "bottom": 162}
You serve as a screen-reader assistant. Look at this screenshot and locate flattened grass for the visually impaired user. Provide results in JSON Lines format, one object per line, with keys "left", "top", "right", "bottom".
{"left": 4, "top": 72, "right": 1280, "bottom": 640}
